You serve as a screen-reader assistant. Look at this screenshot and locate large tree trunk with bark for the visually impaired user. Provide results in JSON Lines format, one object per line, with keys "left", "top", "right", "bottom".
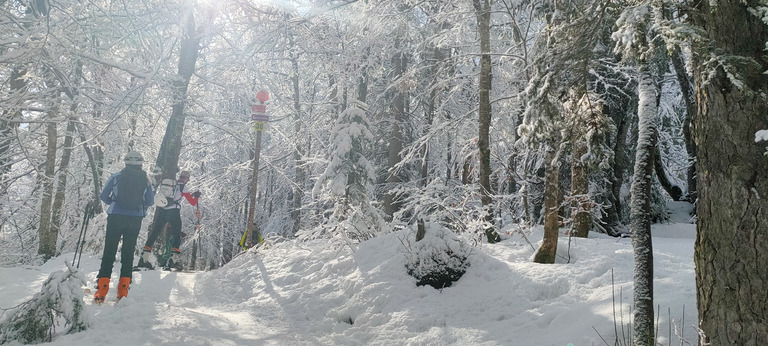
{"left": 37, "top": 103, "right": 59, "bottom": 261}
{"left": 50, "top": 62, "right": 84, "bottom": 253}
{"left": 473, "top": 0, "right": 498, "bottom": 243}
{"left": 155, "top": 3, "right": 199, "bottom": 178}
{"left": 150, "top": 0, "right": 200, "bottom": 249}
{"left": 534, "top": 145, "right": 559, "bottom": 263}
{"left": 49, "top": 117, "right": 77, "bottom": 253}
{"left": 384, "top": 18, "right": 408, "bottom": 218}
{"left": 603, "top": 105, "right": 631, "bottom": 235}
{"left": 631, "top": 64, "right": 658, "bottom": 346}
{"left": 692, "top": 1, "right": 768, "bottom": 344}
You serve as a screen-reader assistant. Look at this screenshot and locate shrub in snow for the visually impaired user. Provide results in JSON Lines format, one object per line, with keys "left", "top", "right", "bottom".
{"left": 0, "top": 262, "right": 88, "bottom": 344}
{"left": 404, "top": 221, "right": 471, "bottom": 289}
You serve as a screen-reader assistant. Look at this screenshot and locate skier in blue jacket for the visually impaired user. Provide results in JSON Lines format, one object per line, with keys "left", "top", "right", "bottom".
{"left": 93, "top": 151, "right": 154, "bottom": 303}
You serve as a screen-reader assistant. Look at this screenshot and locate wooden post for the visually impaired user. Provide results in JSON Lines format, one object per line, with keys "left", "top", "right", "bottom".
{"left": 245, "top": 130, "right": 262, "bottom": 248}
{"left": 245, "top": 90, "right": 269, "bottom": 248}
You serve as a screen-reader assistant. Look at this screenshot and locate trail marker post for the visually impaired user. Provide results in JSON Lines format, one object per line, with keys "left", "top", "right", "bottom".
{"left": 245, "top": 90, "right": 270, "bottom": 249}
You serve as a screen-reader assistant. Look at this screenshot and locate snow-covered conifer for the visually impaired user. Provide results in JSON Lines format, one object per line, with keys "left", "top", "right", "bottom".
{"left": 311, "top": 101, "right": 388, "bottom": 244}
{"left": 0, "top": 262, "right": 87, "bottom": 344}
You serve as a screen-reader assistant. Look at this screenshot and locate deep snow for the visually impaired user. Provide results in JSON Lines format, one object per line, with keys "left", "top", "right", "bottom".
{"left": 1, "top": 202, "right": 698, "bottom": 345}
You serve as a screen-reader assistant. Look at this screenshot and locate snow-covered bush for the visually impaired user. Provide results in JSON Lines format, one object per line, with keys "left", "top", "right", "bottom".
{"left": 0, "top": 262, "right": 88, "bottom": 344}
{"left": 404, "top": 221, "right": 471, "bottom": 289}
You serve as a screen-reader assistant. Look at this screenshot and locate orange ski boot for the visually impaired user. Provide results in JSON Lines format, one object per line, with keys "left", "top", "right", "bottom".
{"left": 117, "top": 277, "right": 131, "bottom": 301}
{"left": 93, "top": 277, "right": 110, "bottom": 303}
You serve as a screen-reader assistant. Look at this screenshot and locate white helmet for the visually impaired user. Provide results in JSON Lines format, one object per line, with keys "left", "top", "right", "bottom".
{"left": 124, "top": 151, "right": 144, "bottom": 165}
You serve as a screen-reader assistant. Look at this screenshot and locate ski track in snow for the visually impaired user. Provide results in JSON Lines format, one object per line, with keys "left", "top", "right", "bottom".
{"left": 1, "top": 202, "right": 698, "bottom": 345}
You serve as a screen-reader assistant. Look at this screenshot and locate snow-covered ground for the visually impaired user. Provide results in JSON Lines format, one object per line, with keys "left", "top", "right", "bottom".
{"left": 1, "top": 202, "right": 698, "bottom": 345}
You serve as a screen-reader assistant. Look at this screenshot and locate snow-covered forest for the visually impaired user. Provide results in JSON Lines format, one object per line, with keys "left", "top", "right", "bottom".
{"left": 1, "top": 0, "right": 766, "bottom": 345}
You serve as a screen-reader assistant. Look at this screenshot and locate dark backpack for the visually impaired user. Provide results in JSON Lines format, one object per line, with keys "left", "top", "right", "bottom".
{"left": 114, "top": 167, "right": 148, "bottom": 209}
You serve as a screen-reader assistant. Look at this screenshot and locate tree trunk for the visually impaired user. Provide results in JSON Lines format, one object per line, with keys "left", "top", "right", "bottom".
{"left": 603, "top": 106, "right": 631, "bottom": 235}
{"left": 154, "top": 0, "right": 199, "bottom": 179}
{"left": 653, "top": 145, "right": 682, "bottom": 201}
{"left": 669, "top": 48, "right": 697, "bottom": 202}
{"left": 37, "top": 103, "right": 59, "bottom": 261}
{"left": 49, "top": 117, "right": 77, "bottom": 255}
{"left": 416, "top": 219, "right": 425, "bottom": 242}
{"left": 533, "top": 145, "right": 559, "bottom": 263}
{"left": 0, "top": 67, "right": 25, "bottom": 204}
{"left": 521, "top": 151, "right": 533, "bottom": 223}
{"left": 421, "top": 87, "right": 434, "bottom": 187}
{"left": 151, "top": 0, "right": 200, "bottom": 246}
{"left": 384, "top": 20, "right": 408, "bottom": 217}
{"left": 473, "top": 0, "right": 497, "bottom": 243}
{"left": 692, "top": 2, "right": 768, "bottom": 344}
{"left": 50, "top": 61, "right": 84, "bottom": 254}
{"left": 631, "top": 64, "right": 658, "bottom": 346}
{"left": 357, "top": 68, "right": 368, "bottom": 104}
{"left": 570, "top": 139, "right": 590, "bottom": 238}
{"left": 289, "top": 35, "right": 304, "bottom": 237}
{"left": 76, "top": 125, "right": 103, "bottom": 215}
{"left": 422, "top": 47, "right": 443, "bottom": 187}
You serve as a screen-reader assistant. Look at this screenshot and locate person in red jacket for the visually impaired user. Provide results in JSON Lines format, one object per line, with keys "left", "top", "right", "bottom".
{"left": 138, "top": 170, "right": 200, "bottom": 270}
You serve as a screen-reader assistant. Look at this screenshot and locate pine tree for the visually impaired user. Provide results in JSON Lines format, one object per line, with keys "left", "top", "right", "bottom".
{"left": 312, "top": 102, "right": 387, "bottom": 243}
{"left": 691, "top": 1, "right": 768, "bottom": 344}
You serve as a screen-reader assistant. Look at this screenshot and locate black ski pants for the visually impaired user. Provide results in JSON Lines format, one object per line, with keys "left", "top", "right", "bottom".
{"left": 97, "top": 214, "right": 142, "bottom": 279}
{"left": 144, "top": 207, "right": 182, "bottom": 252}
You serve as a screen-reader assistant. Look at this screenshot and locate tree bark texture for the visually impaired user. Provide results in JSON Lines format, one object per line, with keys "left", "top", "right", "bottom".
{"left": 653, "top": 146, "right": 682, "bottom": 201}
{"left": 155, "top": 0, "right": 199, "bottom": 178}
{"left": 0, "top": 67, "right": 25, "bottom": 201}
{"left": 692, "top": 2, "right": 768, "bottom": 344}
{"left": 37, "top": 104, "right": 59, "bottom": 260}
{"left": 384, "top": 21, "right": 408, "bottom": 217}
{"left": 631, "top": 65, "right": 658, "bottom": 346}
{"left": 604, "top": 106, "right": 631, "bottom": 234}
{"left": 534, "top": 145, "right": 559, "bottom": 263}
{"left": 669, "top": 48, "right": 697, "bottom": 202}
{"left": 49, "top": 117, "right": 77, "bottom": 254}
{"left": 570, "top": 139, "right": 590, "bottom": 238}
{"left": 50, "top": 62, "right": 83, "bottom": 254}
{"left": 151, "top": 0, "right": 200, "bottom": 249}
{"left": 473, "top": 0, "right": 497, "bottom": 242}
{"left": 290, "top": 38, "right": 305, "bottom": 237}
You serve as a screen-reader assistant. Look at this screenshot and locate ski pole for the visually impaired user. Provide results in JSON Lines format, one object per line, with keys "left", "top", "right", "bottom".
{"left": 73, "top": 201, "right": 94, "bottom": 268}
{"left": 77, "top": 202, "right": 95, "bottom": 268}
{"left": 195, "top": 202, "right": 201, "bottom": 240}
{"left": 72, "top": 205, "right": 86, "bottom": 265}
{"left": 196, "top": 202, "right": 201, "bottom": 228}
